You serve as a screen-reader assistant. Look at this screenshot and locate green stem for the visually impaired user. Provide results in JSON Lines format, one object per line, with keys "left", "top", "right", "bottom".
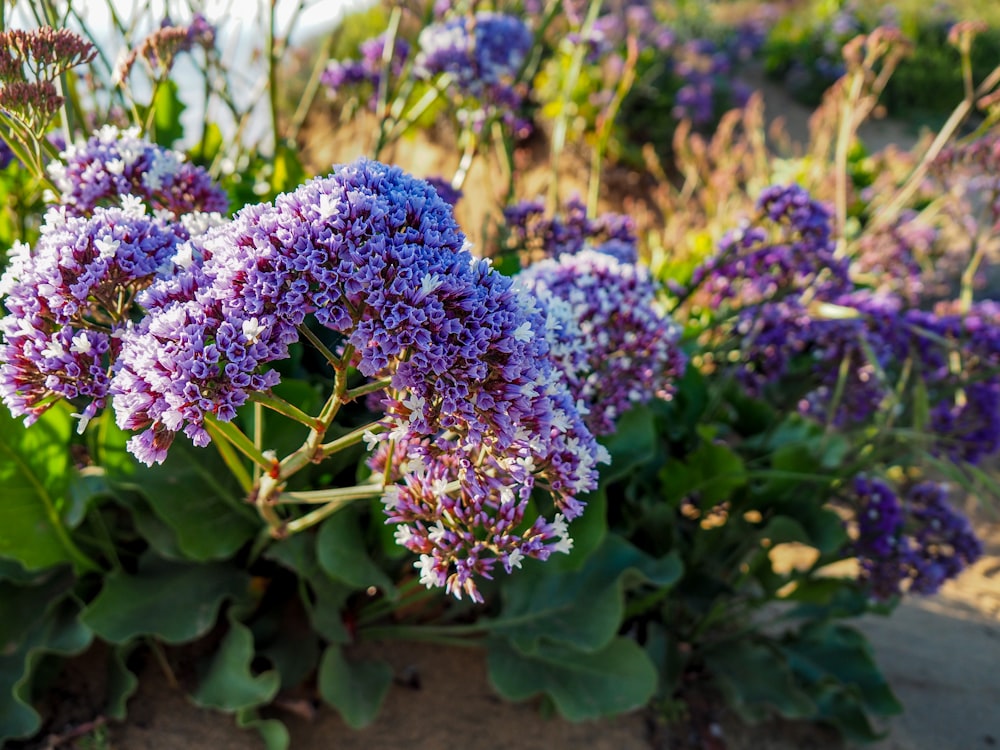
{"left": 344, "top": 377, "right": 392, "bottom": 403}
{"left": 250, "top": 389, "right": 319, "bottom": 429}
{"left": 203, "top": 414, "right": 273, "bottom": 470}
{"left": 319, "top": 420, "right": 384, "bottom": 458}
{"left": 297, "top": 323, "right": 341, "bottom": 369}
{"left": 281, "top": 495, "right": 357, "bottom": 535}
{"left": 275, "top": 483, "right": 384, "bottom": 505}
{"left": 212, "top": 431, "right": 253, "bottom": 494}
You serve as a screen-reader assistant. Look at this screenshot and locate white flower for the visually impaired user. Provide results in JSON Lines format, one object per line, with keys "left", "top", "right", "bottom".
{"left": 69, "top": 332, "right": 92, "bottom": 355}
{"left": 95, "top": 236, "right": 120, "bottom": 260}
{"left": 242, "top": 317, "right": 265, "bottom": 344}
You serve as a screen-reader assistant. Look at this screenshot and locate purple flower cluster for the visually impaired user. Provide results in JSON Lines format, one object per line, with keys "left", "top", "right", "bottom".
{"left": 516, "top": 248, "right": 686, "bottom": 435}
{"left": 851, "top": 210, "right": 934, "bottom": 303}
{"left": 321, "top": 33, "right": 410, "bottom": 103}
{"left": 46, "top": 125, "right": 229, "bottom": 218}
{"left": 414, "top": 12, "right": 533, "bottom": 135}
{"left": 0, "top": 200, "right": 184, "bottom": 430}
{"left": 850, "top": 476, "right": 981, "bottom": 599}
{"left": 423, "top": 175, "right": 462, "bottom": 208}
{"left": 503, "top": 196, "right": 637, "bottom": 261}
{"left": 671, "top": 38, "right": 752, "bottom": 126}
{"left": 107, "top": 157, "right": 604, "bottom": 600}
{"left": 692, "top": 184, "right": 850, "bottom": 311}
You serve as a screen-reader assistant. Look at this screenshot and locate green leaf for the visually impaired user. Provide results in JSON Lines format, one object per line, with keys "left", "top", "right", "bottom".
{"left": 662, "top": 439, "right": 747, "bottom": 508}
{"left": 88, "top": 410, "right": 137, "bottom": 478}
{"left": 270, "top": 141, "right": 306, "bottom": 196}
{"left": 316, "top": 509, "right": 397, "bottom": 599}
{"left": 0, "top": 597, "right": 92, "bottom": 743}
{"left": 493, "top": 534, "right": 681, "bottom": 653}
{"left": 600, "top": 405, "right": 658, "bottom": 484}
{"left": 703, "top": 638, "right": 816, "bottom": 723}
{"left": 192, "top": 617, "right": 280, "bottom": 711}
{"left": 782, "top": 621, "right": 902, "bottom": 738}
{"left": 267, "top": 534, "right": 351, "bottom": 643}
{"left": 106, "top": 643, "right": 140, "bottom": 721}
{"left": 487, "top": 636, "right": 657, "bottom": 721}
{"left": 81, "top": 556, "right": 250, "bottom": 644}
{"left": 152, "top": 80, "right": 186, "bottom": 147}
{"left": 317, "top": 645, "right": 393, "bottom": 729}
{"left": 235, "top": 709, "right": 290, "bottom": 750}
{"left": 0, "top": 407, "right": 96, "bottom": 572}
{"left": 129, "top": 440, "right": 258, "bottom": 561}
{"left": 547, "top": 487, "right": 607, "bottom": 570}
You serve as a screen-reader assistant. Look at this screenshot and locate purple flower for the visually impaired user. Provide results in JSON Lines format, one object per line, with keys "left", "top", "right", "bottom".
{"left": 322, "top": 33, "right": 410, "bottom": 104}
{"left": 415, "top": 12, "right": 533, "bottom": 135}
{"left": 0, "top": 201, "right": 186, "bottom": 430}
{"left": 503, "top": 196, "right": 637, "bottom": 261}
{"left": 110, "top": 158, "right": 605, "bottom": 599}
{"left": 47, "top": 125, "right": 228, "bottom": 218}
{"left": 517, "top": 248, "right": 686, "bottom": 435}
{"left": 848, "top": 477, "right": 981, "bottom": 599}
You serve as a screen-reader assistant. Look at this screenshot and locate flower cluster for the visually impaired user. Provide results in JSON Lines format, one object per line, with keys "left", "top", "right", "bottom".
{"left": 0, "top": 28, "right": 95, "bottom": 138}
{"left": 321, "top": 33, "right": 410, "bottom": 103}
{"left": 108, "top": 158, "right": 604, "bottom": 599}
{"left": 414, "top": 11, "right": 533, "bottom": 134}
{"left": 671, "top": 38, "right": 752, "bottom": 126}
{"left": 517, "top": 247, "right": 686, "bottom": 435}
{"left": 46, "top": 125, "right": 229, "bottom": 218}
{"left": 0, "top": 200, "right": 185, "bottom": 430}
{"left": 850, "top": 476, "right": 982, "bottom": 599}
{"left": 115, "top": 14, "right": 215, "bottom": 82}
{"left": 503, "top": 195, "right": 637, "bottom": 261}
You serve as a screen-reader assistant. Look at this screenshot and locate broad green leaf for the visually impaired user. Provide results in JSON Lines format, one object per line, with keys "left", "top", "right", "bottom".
{"left": 81, "top": 556, "right": 250, "bottom": 644}
{"left": 267, "top": 534, "right": 351, "bottom": 643}
{"left": 88, "top": 410, "right": 136, "bottom": 478}
{"left": 317, "top": 509, "right": 397, "bottom": 599}
{"left": 662, "top": 439, "right": 747, "bottom": 508}
{"left": 546, "top": 487, "right": 607, "bottom": 571}
{"left": 152, "top": 80, "right": 186, "bottom": 147}
{"left": 235, "top": 709, "right": 290, "bottom": 750}
{"left": 0, "top": 597, "right": 92, "bottom": 743}
{"left": 192, "top": 617, "right": 280, "bottom": 711}
{"left": 317, "top": 645, "right": 392, "bottom": 729}
{"left": 0, "top": 407, "right": 96, "bottom": 572}
{"left": 130, "top": 440, "right": 258, "bottom": 561}
{"left": 493, "top": 534, "right": 681, "bottom": 653}
{"left": 106, "top": 643, "right": 140, "bottom": 720}
{"left": 600, "top": 405, "right": 658, "bottom": 484}
{"left": 783, "top": 622, "right": 902, "bottom": 722}
{"left": 703, "top": 638, "right": 815, "bottom": 723}
{"left": 487, "top": 636, "right": 657, "bottom": 721}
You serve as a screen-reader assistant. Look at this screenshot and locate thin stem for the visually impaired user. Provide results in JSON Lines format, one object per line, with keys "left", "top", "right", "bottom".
{"left": 281, "top": 495, "right": 357, "bottom": 535}
{"left": 344, "top": 376, "right": 392, "bottom": 403}
{"left": 319, "top": 420, "right": 384, "bottom": 458}
{"left": 274, "top": 482, "right": 384, "bottom": 505}
{"left": 298, "top": 323, "right": 340, "bottom": 369}
{"left": 212, "top": 430, "right": 254, "bottom": 494}
{"left": 250, "top": 389, "right": 319, "bottom": 429}
{"left": 203, "top": 414, "right": 274, "bottom": 470}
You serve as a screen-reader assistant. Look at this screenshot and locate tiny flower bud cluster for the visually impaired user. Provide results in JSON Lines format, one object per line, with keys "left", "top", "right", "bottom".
{"left": 0, "top": 202, "right": 185, "bottom": 431}
{"left": 115, "top": 14, "right": 215, "bottom": 83}
{"left": 517, "top": 247, "right": 686, "bottom": 435}
{"left": 46, "top": 125, "right": 229, "bottom": 218}
{"left": 849, "top": 476, "right": 981, "bottom": 599}
{"left": 414, "top": 12, "right": 534, "bottom": 135}
{"left": 503, "top": 196, "right": 637, "bottom": 262}
{"left": 105, "top": 158, "right": 604, "bottom": 600}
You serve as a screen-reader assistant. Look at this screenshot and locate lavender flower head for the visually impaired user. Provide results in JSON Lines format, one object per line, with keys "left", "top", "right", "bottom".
{"left": 110, "top": 158, "right": 606, "bottom": 600}
{"left": 517, "top": 247, "right": 686, "bottom": 435}
{"left": 0, "top": 198, "right": 185, "bottom": 431}
{"left": 849, "top": 477, "right": 981, "bottom": 599}
{"left": 46, "top": 125, "right": 229, "bottom": 218}
{"left": 322, "top": 33, "right": 410, "bottom": 103}
{"left": 414, "top": 12, "right": 533, "bottom": 133}
{"left": 503, "top": 196, "right": 637, "bottom": 261}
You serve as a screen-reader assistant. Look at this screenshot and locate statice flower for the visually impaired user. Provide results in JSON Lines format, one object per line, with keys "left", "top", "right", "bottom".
{"left": 0, "top": 201, "right": 185, "bottom": 431}
{"left": 114, "top": 14, "right": 215, "bottom": 83}
{"left": 414, "top": 12, "right": 533, "bottom": 134}
{"left": 848, "top": 477, "right": 981, "bottom": 599}
{"left": 112, "top": 158, "right": 605, "bottom": 599}
{"left": 423, "top": 175, "right": 462, "bottom": 207}
{"left": 691, "top": 184, "right": 850, "bottom": 311}
{"left": 46, "top": 125, "right": 229, "bottom": 218}
{"left": 517, "top": 248, "right": 686, "bottom": 435}
{"left": 503, "top": 196, "right": 637, "bottom": 261}
{"left": 851, "top": 210, "right": 933, "bottom": 303}
{"left": 321, "top": 33, "right": 410, "bottom": 104}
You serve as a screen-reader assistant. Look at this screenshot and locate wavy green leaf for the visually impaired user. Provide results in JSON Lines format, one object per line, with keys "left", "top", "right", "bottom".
{"left": 317, "top": 645, "right": 393, "bottom": 729}
{"left": 0, "top": 407, "right": 97, "bottom": 572}
{"left": 487, "top": 636, "right": 657, "bottom": 721}
{"left": 81, "top": 556, "right": 250, "bottom": 644}
{"left": 192, "top": 617, "right": 280, "bottom": 711}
